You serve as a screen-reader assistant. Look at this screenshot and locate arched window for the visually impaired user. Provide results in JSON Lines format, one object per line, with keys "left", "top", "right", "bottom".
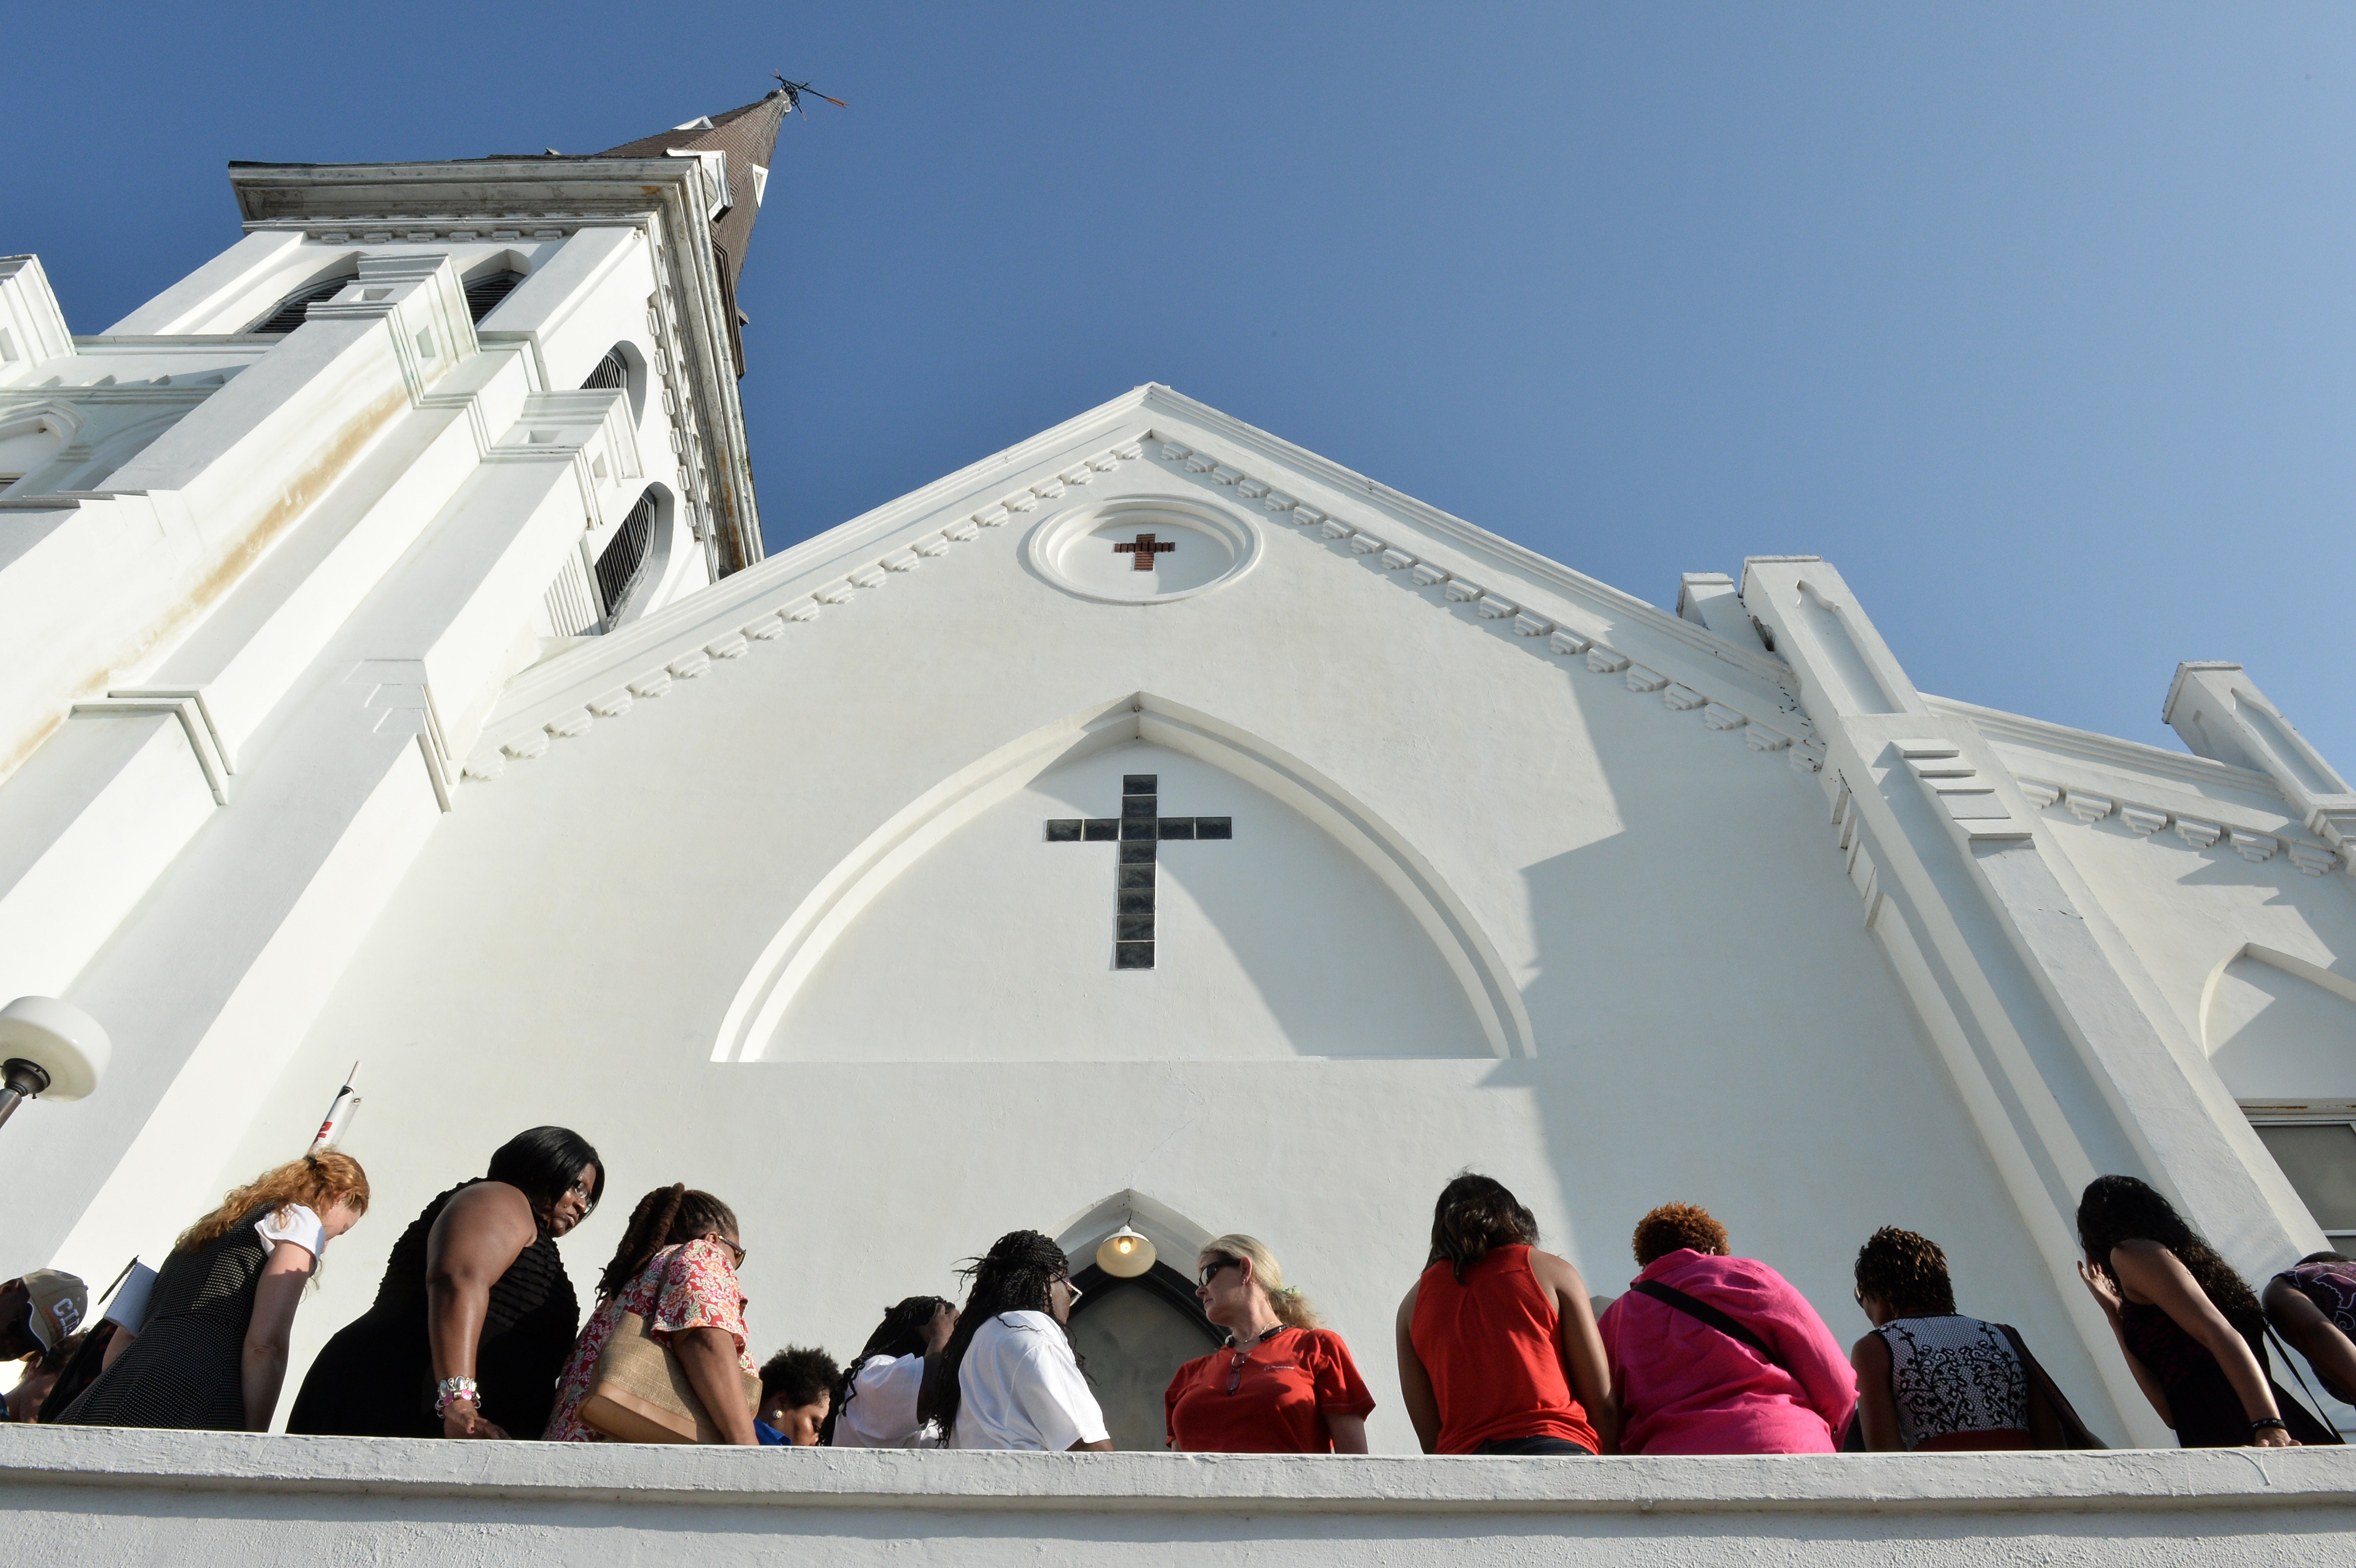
{"left": 595, "top": 488, "right": 658, "bottom": 622}
{"left": 464, "top": 270, "right": 528, "bottom": 323}
{"left": 581, "top": 348, "right": 628, "bottom": 391}
{"left": 248, "top": 273, "right": 356, "bottom": 334}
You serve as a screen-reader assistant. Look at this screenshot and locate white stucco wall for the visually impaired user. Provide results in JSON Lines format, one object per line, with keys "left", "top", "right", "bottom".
{"left": 145, "top": 402, "right": 2142, "bottom": 1454}
{"left": 5, "top": 1427, "right": 2353, "bottom": 1567}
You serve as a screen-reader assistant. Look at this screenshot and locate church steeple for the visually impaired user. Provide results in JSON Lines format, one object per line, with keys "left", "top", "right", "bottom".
{"left": 595, "top": 90, "right": 791, "bottom": 374}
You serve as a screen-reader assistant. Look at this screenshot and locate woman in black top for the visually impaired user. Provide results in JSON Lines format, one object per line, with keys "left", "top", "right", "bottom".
{"left": 2075, "top": 1175, "right": 2335, "bottom": 1448}
{"left": 59, "top": 1153, "right": 371, "bottom": 1431}
{"left": 288, "top": 1127, "right": 602, "bottom": 1439}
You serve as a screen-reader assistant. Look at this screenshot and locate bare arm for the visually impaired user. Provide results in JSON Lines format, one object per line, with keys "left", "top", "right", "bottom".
{"left": 425, "top": 1182, "right": 539, "bottom": 1439}
{"left": 100, "top": 1323, "right": 134, "bottom": 1371}
{"left": 1326, "top": 1412, "right": 1370, "bottom": 1454}
{"left": 1394, "top": 1282, "right": 1442, "bottom": 1454}
{"left": 240, "top": 1243, "right": 315, "bottom": 1431}
{"left": 1849, "top": 1332, "right": 1901, "bottom": 1450}
{"left": 1067, "top": 1436, "right": 1114, "bottom": 1451}
{"left": 2079, "top": 1259, "right": 2173, "bottom": 1428}
{"left": 1532, "top": 1250, "right": 1618, "bottom": 1455}
{"left": 2110, "top": 1242, "right": 2292, "bottom": 1447}
{"left": 671, "top": 1326, "right": 758, "bottom": 1445}
{"left": 2264, "top": 1277, "right": 2356, "bottom": 1407}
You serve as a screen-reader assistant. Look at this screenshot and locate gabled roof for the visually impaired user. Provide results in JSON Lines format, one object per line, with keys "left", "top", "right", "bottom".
{"left": 597, "top": 90, "right": 790, "bottom": 360}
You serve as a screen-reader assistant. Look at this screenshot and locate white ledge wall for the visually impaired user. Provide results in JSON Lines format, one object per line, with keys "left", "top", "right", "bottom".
{"left": 4, "top": 1429, "right": 2353, "bottom": 1567}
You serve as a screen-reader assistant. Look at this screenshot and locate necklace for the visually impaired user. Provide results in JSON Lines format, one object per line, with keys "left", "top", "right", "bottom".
{"left": 1222, "top": 1323, "right": 1285, "bottom": 1394}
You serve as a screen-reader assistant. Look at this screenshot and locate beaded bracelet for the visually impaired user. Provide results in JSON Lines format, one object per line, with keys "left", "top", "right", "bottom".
{"left": 434, "top": 1376, "right": 481, "bottom": 1417}
{"left": 2249, "top": 1416, "right": 2288, "bottom": 1435}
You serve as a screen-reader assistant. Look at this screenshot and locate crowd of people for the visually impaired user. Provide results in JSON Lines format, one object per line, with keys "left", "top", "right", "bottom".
{"left": 8, "top": 1130, "right": 2354, "bottom": 1457}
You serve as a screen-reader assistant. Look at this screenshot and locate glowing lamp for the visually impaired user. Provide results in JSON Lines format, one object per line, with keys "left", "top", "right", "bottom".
{"left": 1095, "top": 1225, "right": 1156, "bottom": 1278}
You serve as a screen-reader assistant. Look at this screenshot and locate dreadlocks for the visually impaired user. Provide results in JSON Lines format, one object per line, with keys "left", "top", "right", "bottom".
{"left": 821, "top": 1294, "right": 956, "bottom": 1445}
{"left": 595, "top": 1183, "right": 739, "bottom": 1300}
{"left": 918, "top": 1230, "right": 1075, "bottom": 1435}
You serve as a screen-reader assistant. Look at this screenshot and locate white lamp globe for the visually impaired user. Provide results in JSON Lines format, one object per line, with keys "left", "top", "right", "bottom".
{"left": 1094, "top": 1225, "right": 1156, "bottom": 1279}
{"left": 0, "top": 995, "right": 111, "bottom": 1100}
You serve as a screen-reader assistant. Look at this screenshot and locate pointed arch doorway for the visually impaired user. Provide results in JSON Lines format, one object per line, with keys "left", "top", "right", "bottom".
{"left": 1065, "top": 1260, "right": 1222, "bottom": 1451}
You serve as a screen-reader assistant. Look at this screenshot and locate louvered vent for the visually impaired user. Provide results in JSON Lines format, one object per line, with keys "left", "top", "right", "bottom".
{"left": 581, "top": 348, "right": 628, "bottom": 391}
{"left": 595, "top": 490, "right": 657, "bottom": 621}
{"left": 249, "top": 275, "right": 356, "bottom": 335}
{"left": 464, "top": 271, "right": 528, "bottom": 323}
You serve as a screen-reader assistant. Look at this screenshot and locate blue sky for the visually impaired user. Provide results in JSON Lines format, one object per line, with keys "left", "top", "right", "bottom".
{"left": 7, "top": 4, "right": 2351, "bottom": 766}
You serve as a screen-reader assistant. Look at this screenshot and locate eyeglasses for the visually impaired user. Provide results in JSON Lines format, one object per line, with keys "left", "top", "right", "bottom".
{"left": 1198, "top": 1258, "right": 1239, "bottom": 1289}
{"left": 1053, "top": 1274, "right": 1083, "bottom": 1307}
{"left": 709, "top": 1234, "right": 747, "bottom": 1268}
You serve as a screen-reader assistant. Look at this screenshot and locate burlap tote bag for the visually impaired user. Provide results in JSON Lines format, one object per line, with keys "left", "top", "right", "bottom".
{"left": 578, "top": 1310, "right": 761, "bottom": 1443}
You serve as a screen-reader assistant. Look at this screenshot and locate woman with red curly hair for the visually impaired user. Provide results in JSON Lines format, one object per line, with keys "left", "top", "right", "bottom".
{"left": 1596, "top": 1203, "right": 1854, "bottom": 1454}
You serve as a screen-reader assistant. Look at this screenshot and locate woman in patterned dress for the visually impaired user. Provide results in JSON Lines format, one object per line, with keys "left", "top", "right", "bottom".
{"left": 1849, "top": 1226, "right": 2089, "bottom": 1450}
{"left": 544, "top": 1184, "right": 757, "bottom": 1443}
{"left": 59, "top": 1153, "right": 370, "bottom": 1431}
{"left": 2263, "top": 1251, "right": 2356, "bottom": 1407}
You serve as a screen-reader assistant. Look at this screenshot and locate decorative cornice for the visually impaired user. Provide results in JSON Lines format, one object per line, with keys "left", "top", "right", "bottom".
{"left": 2008, "top": 776, "right": 2343, "bottom": 877}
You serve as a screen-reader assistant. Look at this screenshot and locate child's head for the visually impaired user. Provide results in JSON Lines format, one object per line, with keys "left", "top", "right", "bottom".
{"left": 758, "top": 1345, "right": 841, "bottom": 1445}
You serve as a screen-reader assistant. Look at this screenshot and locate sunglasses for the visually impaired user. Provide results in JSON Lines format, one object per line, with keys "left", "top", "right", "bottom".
{"left": 708, "top": 1233, "right": 747, "bottom": 1268}
{"left": 1198, "top": 1257, "right": 1240, "bottom": 1289}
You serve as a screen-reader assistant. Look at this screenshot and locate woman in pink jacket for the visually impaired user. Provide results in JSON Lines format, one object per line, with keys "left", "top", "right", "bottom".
{"left": 1596, "top": 1204, "right": 1856, "bottom": 1454}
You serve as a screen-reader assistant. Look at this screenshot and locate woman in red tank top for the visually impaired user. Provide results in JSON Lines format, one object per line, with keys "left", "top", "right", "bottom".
{"left": 1395, "top": 1173, "right": 1616, "bottom": 1455}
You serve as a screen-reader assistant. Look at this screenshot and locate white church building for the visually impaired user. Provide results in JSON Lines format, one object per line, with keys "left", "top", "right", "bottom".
{"left": 3, "top": 91, "right": 2354, "bottom": 1563}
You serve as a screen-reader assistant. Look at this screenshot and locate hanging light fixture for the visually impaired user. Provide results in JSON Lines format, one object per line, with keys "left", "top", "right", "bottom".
{"left": 0, "top": 995, "right": 110, "bottom": 1135}
{"left": 1095, "top": 1221, "right": 1156, "bottom": 1278}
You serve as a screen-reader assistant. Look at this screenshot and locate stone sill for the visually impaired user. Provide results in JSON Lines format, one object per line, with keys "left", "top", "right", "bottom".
{"left": 5, "top": 1426, "right": 2353, "bottom": 1516}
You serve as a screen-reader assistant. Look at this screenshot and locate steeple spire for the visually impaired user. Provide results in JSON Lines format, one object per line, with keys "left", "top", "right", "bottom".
{"left": 596, "top": 89, "right": 793, "bottom": 373}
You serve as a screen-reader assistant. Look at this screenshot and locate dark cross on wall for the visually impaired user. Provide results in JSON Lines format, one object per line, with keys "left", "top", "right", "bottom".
{"left": 1045, "top": 774, "right": 1232, "bottom": 969}
{"left": 1112, "top": 533, "right": 1176, "bottom": 572}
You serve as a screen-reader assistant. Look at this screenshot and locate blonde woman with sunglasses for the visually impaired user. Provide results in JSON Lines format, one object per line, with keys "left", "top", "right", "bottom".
{"left": 1166, "top": 1235, "right": 1372, "bottom": 1453}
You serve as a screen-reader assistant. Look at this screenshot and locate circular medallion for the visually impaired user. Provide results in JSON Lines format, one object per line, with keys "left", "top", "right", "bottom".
{"left": 1024, "top": 497, "right": 1259, "bottom": 605}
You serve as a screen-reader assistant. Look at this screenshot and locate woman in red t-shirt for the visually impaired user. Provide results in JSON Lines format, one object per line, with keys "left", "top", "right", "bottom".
{"left": 1396, "top": 1173, "right": 1617, "bottom": 1455}
{"left": 1164, "top": 1234, "right": 1374, "bottom": 1453}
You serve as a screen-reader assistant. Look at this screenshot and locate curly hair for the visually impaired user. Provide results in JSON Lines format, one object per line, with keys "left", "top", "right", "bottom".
{"left": 760, "top": 1345, "right": 841, "bottom": 1413}
{"left": 175, "top": 1152, "right": 370, "bottom": 1255}
{"left": 1427, "top": 1172, "right": 1540, "bottom": 1282}
{"left": 919, "top": 1230, "right": 1077, "bottom": 1434}
{"left": 1631, "top": 1203, "right": 1728, "bottom": 1266}
{"left": 1201, "top": 1234, "right": 1323, "bottom": 1329}
{"left": 2076, "top": 1175, "right": 2259, "bottom": 1324}
{"left": 594, "top": 1184, "right": 739, "bottom": 1300}
{"left": 1853, "top": 1226, "right": 1957, "bottom": 1318}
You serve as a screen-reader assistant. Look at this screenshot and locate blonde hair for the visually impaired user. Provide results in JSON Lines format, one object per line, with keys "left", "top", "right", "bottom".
{"left": 1202, "top": 1233, "right": 1322, "bottom": 1329}
{"left": 176, "top": 1152, "right": 371, "bottom": 1254}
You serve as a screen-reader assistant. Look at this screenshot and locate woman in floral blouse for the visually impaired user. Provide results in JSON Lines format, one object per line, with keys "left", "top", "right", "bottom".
{"left": 545, "top": 1185, "right": 757, "bottom": 1444}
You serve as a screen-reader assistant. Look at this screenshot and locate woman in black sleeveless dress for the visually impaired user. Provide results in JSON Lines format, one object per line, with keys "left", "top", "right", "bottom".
{"left": 2076, "top": 1175, "right": 2337, "bottom": 1448}
{"left": 59, "top": 1153, "right": 371, "bottom": 1431}
{"left": 288, "top": 1127, "right": 602, "bottom": 1438}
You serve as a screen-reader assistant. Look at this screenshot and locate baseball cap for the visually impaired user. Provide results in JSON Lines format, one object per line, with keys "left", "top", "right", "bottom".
{"left": 19, "top": 1269, "right": 87, "bottom": 1353}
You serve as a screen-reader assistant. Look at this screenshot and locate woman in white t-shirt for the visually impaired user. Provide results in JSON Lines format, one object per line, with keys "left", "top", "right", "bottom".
{"left": 826, "top": 1293, "right": 957, "bottom": 1447}
{"left": 920, "top": 1230, "right": 1111, "bottom": 1452}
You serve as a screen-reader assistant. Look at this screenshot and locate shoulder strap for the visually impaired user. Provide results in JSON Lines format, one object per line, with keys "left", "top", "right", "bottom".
{"left": 1994, "top": 1322, "right": 2106, "bottom": 1449}
{"left": 2263, "top": 1321, "right": 2345, "bottom": 1445}
{"left": 1630, "top": 1278, "right": 1785, "bottom": 1372}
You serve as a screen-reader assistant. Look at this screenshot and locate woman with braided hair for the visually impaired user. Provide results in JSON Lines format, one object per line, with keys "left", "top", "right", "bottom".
{"left": 825, "top": 1294, "right": 957, "bottom": 1447}
{"left": 1166, "top": 1234, "right": 1374, "bottom": 1452}
{"left": 1850, "top": 1226, "right": 2096, "bottom": 1450}
{"left": 921, "top": 1230, "right": 1111, "bottom": 1450}
{"left": 543, "top": 1184, "right": 758, "bottom": 1443}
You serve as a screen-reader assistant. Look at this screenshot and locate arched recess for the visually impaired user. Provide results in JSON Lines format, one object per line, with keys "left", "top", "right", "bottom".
{"left": 1053, "top": 1191, "right": 1223, "bottom": 1452}
{"left": 580, "top": 340, "right": 648, "bottom": 425}
{"left": 246, "top": 261, "right": 359, "bottom": 334}
{"left": 2201, "top": 943, "right": 2356, "bottom": 1100}
{"left": 461, "top": 251, "right": 536, "bottom": 325}
{"left": 0, "top": 406, "right": 76, "bottom": 491}
{"left": 593, "top": 484, "right": 665, "bottom": 626}
{"left": 710, "top": 690, "right": 1537, "bottom": 1062}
